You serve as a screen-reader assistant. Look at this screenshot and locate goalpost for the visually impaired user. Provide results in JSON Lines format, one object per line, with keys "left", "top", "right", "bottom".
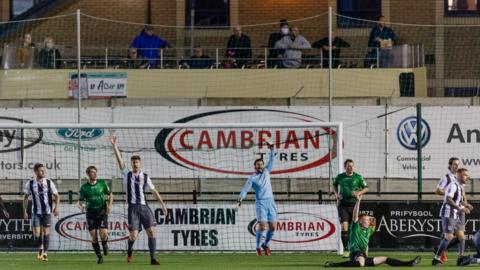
{"left": 0, "top": 121, "right": 343, "bottom": 253}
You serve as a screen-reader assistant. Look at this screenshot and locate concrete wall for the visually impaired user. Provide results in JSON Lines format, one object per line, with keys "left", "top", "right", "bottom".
{"left": 0, "top": 67, "right": 426, "bottom": 99}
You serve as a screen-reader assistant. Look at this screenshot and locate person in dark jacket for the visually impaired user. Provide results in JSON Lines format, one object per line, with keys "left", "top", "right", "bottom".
{"left": 130, "top": 25, "right": 171, "bottom": 68}
{"left": 312, "top": 32, "right": 350, "bottom": 68}
{"left": 226, "top": 26, "right": 252, "bottom": 68}
{"left": 181, "top": 47, "right": 215, "bottom": 69}
{"left": 267, "top": 19, "right": 289, "bottom": 68}
{"left": 38, "top": 37, "right": 62, "bottom": 69}
{"left": 364, "top": 16, "right": 397, "bottom": 68}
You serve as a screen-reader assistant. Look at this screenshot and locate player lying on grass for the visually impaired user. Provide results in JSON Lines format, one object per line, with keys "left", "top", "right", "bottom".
{"left": 457, "top": 230, "right": 480, "bottom": 266}
{"left": 325, "top": 195, "right": 421, "bottom": 267}
{"left": 237, "top": 140, "right": 276, "bottom": 256}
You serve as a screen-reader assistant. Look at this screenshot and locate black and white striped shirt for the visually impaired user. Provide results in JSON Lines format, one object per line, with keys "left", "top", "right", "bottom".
{"left": 440, "top": 180, "right": 464, "bottom": 219}
{"left": 122, "top": 170, "right": 155, "bottom": 205}
{"left": 437, "top": 171, "right": 457, "bottom": 191}
{"left": 23, "top": 178, "right": 58, "bottom": 215}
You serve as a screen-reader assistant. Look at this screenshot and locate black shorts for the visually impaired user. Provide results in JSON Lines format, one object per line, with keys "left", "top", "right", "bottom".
{"left": 86, "top": 211, "right": 108, "bottom": 231}
{"left": 350, "top": 250, "right": 373, "bottom": 264}
{"left": 338, "top": 204, "right": 355, "bottom": 223}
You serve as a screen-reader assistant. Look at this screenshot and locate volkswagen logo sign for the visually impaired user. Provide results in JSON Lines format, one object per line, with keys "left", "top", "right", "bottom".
{"left": 397, "top": 116, "right": 431, "bottom": 150}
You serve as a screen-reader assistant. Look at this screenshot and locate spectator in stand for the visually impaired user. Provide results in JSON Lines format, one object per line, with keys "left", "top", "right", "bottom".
{"left": 226, "top": 26, "right": 252, "bottom": 68}
{"left": 181, "top": 47, "right": 215, "bottom": 69}
{"left": 312, "top": 32, "right": 350, "bottom": 68}
{"left": 38, "top": 37, "right": 62, "bottom": 69}
{"left": 365, "top": 15, "right": 397, "bottom": 68}
{"left": 267, "top": 19, "right": 289, "bottom": 68}
{"left": 15, "top": 33, "right": 36, "bottom": 68}
{"left": 274, "top": 26, "right": 311, "bottom": 68}
{"left": 130, "top": 24, "right": 171, "bottom": 68}
{"left": 120, "top": 48, "right": 148, "bottom": 69}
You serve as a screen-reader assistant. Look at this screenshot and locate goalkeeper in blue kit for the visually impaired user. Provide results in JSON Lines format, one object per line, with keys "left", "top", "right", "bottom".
{"left": 237, "top": 140, "right": 276, "bottom": 256}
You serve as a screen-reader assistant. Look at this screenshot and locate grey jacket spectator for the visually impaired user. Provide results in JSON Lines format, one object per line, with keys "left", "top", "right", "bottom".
{"left": 274, "top": 26, "right": 311, "bottom": 68}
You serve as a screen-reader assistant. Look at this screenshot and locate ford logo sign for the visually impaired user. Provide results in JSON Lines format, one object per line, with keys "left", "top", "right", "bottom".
{"left": 397, "top": 116, "right": 431, "bottom": 150}
{"left": 56, "top": 128, "right": 104, "bottom": 141}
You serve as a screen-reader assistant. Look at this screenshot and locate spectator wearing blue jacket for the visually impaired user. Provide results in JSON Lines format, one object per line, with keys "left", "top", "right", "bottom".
{"left": 131, "top": 25, "right": 171, "bottom": 68}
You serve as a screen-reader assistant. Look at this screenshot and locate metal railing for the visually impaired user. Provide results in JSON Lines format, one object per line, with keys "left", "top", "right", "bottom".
{"left": 1, "top": 44, "right": 425, "bottom": 70}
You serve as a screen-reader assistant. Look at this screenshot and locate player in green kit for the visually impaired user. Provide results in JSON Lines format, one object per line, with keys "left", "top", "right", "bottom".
{"left": 77, "top": 166, "right": 113, "bottom": 264}
{"left": 333, "top": 159, "right": 368, "bottom": 257}
{"left": 325, "top": 196, "right": 421, "bottom": 267}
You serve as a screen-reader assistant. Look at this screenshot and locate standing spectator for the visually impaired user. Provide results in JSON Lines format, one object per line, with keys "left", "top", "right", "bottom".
{"left": 312, "top": 32, "right": 350, "bottom": 68}
{"left": 365, "top": 16, "right": 397, "bottom": 68}
{"left": 15, "top": 33, "right": 35, "bottom": 68}
{"left": 38, "top": 37, "right": 62, "bottom": 69}
{"left": 181, "top": 47, "right": 214, "bottom": 69}
{"left": 267, "top": 19, "right": 289, "bottom": 68}
{"left": 130, "top": 25, "right": 170, "bottom": 68}
{"left": 274, "top": 26, "right": 311, "bottom": 68}
{"left": 226, "top": 26, "right": 252, "bottom": 68}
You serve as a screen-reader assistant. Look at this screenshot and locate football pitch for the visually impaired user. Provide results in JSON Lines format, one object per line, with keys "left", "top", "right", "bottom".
{"left": 0, "top": 251, "right": 465, "bottom": 270}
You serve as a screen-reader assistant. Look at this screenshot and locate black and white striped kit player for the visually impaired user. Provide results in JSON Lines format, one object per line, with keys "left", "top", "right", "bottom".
{"left": 440, "top": 180, "right": 464, "bottom": 222}
{"left": 124, "top": 171, "right": 155, "bottom": 206}
{"left": 24, "top": 177, "right": 58, "bottom": 220}
{"left": 110, "top": 135, "right": 167, "bottom": 265}
{"left": 123, "top": 169, "right": 158, "bottom": 232}
{"left": 22, "top": 163, "right": 60, "bottom": 262}
{"left": 433, "top": 168, "right": 471, "bottom": 266}
{"left": 437, "top": 171, "right": 457, "bottom": 194}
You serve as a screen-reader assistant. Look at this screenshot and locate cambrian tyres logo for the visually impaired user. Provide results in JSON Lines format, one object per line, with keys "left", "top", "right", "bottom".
{"left": 247, "top": 212, "right": 336, "bottom": 243}
{"left": 397, "top": 116, "right": 431, "bottom": 150}
{"left": 154, "top": 109, "right": 339, "bottom": 175}
{"left": 55, "top": 212, "right": 129, "bottom": 242}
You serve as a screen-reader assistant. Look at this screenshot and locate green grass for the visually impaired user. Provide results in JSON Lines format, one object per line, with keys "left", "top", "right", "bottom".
{"left": 0, "top": 252, "right": 462, "bottom": 270}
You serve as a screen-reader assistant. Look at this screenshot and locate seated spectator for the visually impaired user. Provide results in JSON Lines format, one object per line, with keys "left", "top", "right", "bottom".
{"left": 312, "top": 32, "right": 350, "bottom": 68}
{"left": 130, "top": 24, "right": 170, "bottom": 68}
{"left": 120, "top": 48, "right": 148, "bottom": 69}
{"left": 181, "top": 47, "right": 215, "bottom": 69}
{"left": 267, "top": 19, "right": 289, "bottom": 68}
{"left": 225, "top": 26, "right": 251, "bottom": 68}
{"left": 38, "top": 37, "right": 62, "bottom": 69}
{"left": 274, "top": 26, "right": 311, "bottom": 68}
{"left": 365, "top": 15, "right": 397, "bottom": 68}
{"left": 15, "top": 33, "right": 35, "bottom": 68}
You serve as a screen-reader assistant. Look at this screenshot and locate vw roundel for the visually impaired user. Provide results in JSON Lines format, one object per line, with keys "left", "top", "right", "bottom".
{"left": 154, "top": 109, "right": 340, "bottom": 176}
{"left": 397, "top": 116, "right": 431, "bottom": 150}
{"left": 247, "top": 212, "right": 336, "bottom": 243}
{"left": 56, "top": 128, "right": 104, "bottom": 141}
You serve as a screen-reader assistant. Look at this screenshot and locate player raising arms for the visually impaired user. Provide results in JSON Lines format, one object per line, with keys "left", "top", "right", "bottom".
{"left": 109, "top": 135, "right": 168, "bottom": 265}
{"left": 333, "top": 159, "right": 368, "bottom": 258}
{"left": 325, "top": 195, "right": 421, "bottom": 267}
{"left": 23, "top": 163, "right": 60, "bottom": 262}
{"left": 76, "top": 166, "right": 113, "bottom": 264}
{"left": 433, "top": 167, "right": 472, "bottom": 266}
{"left": 237, "top": 140, "right": 276, "bottom": 256}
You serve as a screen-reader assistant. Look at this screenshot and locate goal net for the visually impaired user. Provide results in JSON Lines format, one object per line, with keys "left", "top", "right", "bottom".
{"left": 0, "top": 121, "right": 342, "bottom": 253}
